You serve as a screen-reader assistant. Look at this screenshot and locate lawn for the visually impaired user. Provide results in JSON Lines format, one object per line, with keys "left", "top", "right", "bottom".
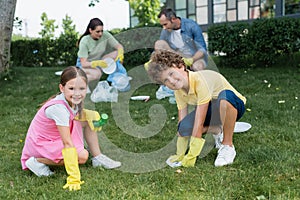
{"left": 0, "top": 64, "right": 299, "bottom": 199}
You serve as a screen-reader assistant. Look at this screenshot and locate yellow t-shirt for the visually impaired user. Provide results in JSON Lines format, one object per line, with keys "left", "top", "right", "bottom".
{"left": 175, "top": 70, "right": 246, "bottom": 110}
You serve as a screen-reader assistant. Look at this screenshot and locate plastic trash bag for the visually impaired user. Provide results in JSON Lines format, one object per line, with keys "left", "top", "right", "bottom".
{"left": 107, "top": 60, "right": 131, "bottom": 92}
{"left": 110, "top": 73, "right": 132, "bottom": 92}
{"left": 156, "top": 85, "right": 174, "bottom": 100}
{"left": 156, "top": 85, "right": 176, "bottom": 104}
{"left": 90, "top": 81, "right": 118, "bottom": 102}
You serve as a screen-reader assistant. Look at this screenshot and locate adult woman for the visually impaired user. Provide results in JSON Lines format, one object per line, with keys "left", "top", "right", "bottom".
{"left": 76, "top": 18, "right": 124, "bottom": 91}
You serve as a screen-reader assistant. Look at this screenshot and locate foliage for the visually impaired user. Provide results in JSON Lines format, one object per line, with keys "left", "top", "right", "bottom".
{"left": 88, "top": 0, "right": 100, "bottom": 7}
{"left": 88, "top": 0, "right": 162, "bottom": 27}
{"left": 11, "top": 15, "right": 80, "bottom": 67}
{"left": 113, "top": 26, "right": 161, "bottom": 65}
{"left": 38, "top": 12, "right": 58, "bottom": 39}
{"left": 60, "top": 15, "right": 78, "bottom": 37}
{"left": 128, "top": 0, "right": 162, "bottom": 26}
{"left": 249, "top": 17, "right": 300, "bottom": 66}
{"left": 0, "top": 65, "right": 299, "bottom": 199}
{"left": 11, "top": 34, "right": 31, "bottom": 41}
{"left": 208, "top": 17, "right": 300, "bottom": 67}
{"left": 10, "top": 26, "right": 161, "bottom": 67}
{"left": 208, "top": 22, "right": 251, "bottom": 67}
{"left": 285, "top": 0, "right": 300, "bottom": 14}
{"left": 13, "top": 17, "right": 22, "bottom": 31}
{"left": 56, "top": 15, "right": 79, "bottom": 65}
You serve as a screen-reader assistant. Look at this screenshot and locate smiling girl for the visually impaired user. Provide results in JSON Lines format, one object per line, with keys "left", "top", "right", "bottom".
{"left": 21, "top": 66, "right": 121, "bottom": 191}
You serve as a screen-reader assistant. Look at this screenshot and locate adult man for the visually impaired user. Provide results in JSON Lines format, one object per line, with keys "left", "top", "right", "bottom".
{"left": 155, "top": 8, "right": 207, "bottom": 71}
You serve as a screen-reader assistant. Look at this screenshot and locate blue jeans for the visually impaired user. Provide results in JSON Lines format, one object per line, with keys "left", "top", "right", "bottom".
{"left": 178, "top": 90, "right": 245, "bottom": 136}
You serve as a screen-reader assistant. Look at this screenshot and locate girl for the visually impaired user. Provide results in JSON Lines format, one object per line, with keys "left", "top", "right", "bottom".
{"left": 21, "top": 66, "right": 121, "bottom": 191}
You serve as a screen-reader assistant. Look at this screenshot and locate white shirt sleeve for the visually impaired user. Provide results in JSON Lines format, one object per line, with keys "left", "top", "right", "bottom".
{"left": 45, "top": 104, "right": 70, "bottom": 126}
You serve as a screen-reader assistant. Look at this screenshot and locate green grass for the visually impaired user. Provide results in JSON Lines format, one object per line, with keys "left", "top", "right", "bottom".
{"left": 0, "top": 65, "right": 299, "bottom": 199}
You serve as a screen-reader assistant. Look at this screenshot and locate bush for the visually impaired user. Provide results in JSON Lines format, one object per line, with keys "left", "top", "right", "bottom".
{"left": 208, "top": 17, "right": 300, "bottom": 67}
{"left": 11, "top": 37, "right": 78, "bottom": 67}
{"left": 10, "top": 26, "right": 161, "bottom": 68}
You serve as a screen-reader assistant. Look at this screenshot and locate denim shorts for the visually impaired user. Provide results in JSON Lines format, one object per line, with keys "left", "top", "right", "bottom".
{"left": 177, "top": 90, "right": 245, "bottom": 136}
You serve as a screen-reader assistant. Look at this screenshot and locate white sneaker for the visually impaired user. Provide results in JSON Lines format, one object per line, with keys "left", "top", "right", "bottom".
{"left": 92, "top": 154, "right": 121, "bottom": 169}
{"left": 214, "top": 145, "right": 236, "bottom": 167}
{"left": 213, "top": 132, "right": 223, "bottom": 149}
{"left": 25, "top": 157, "right": 54, "bottom": 177}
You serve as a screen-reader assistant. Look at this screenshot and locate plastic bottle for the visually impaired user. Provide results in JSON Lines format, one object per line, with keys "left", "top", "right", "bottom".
{"left": 93, "top": 113, "right": 108, "bottom": 127}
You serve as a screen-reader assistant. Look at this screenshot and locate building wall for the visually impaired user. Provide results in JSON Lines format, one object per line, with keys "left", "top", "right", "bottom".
{"left": 129, "top": 0, "right": 300, "bottom": 31}
{"left": 164, "top": 0, "right": 300, "bottom": 31}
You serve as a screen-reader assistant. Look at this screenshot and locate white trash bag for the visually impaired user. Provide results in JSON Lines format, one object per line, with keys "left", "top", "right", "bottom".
{"left": 90, "top": 81, "right": 118, "bottom": 103}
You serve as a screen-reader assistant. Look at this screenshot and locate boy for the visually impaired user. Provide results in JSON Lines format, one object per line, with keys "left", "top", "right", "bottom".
{"left": 147, "top": 50, "right": 246, "bottom": 167}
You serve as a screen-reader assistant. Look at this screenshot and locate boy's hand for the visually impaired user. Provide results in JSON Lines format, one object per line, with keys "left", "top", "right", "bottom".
{"left": 167, "top": 136, "right": 189, "bottom": 163}
{"left": 181, "top": 137, "right": 205, "bottom": 167}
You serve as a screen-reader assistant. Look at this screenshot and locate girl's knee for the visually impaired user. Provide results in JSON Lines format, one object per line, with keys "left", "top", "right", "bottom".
{"left": 78, "top": 149, "right": 89, "bottom": 164}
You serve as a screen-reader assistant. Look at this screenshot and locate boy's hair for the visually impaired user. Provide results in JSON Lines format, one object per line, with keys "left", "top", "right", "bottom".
{"left": 147, "top": 50, "right": 185, "bottom": 84}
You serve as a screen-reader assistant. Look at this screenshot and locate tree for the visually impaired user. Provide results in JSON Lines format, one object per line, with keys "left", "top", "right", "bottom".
{"left": 60, "top": 15, "right": 78, "bottom": 37}
{"left": 56, "top": 15, "right": 79, "bottom": 65}
{"left": 128, "top": 0, "right": 161, "bottom": 26}
{"left": 38, "top": 12, "right": 58, "bottom": 39}
{"left": 0, "top": 0, "right": 17, "bottom": 74}
{"left": 88, "top": 0, "right": 162, "bottom": 27}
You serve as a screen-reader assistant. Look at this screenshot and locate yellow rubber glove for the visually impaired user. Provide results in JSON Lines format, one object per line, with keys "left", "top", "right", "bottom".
{"left": 182, "top": 57, "right": 193, "bottom": 67}
{"left": 91, "top": 60, "right": 108, "bottom": 68}
{"left": 181, "top": 137, "right": 205, "bottom": 167}
{"left": 75, "top": 109, "right": 102, "bottom": 132}
{"left": 62, "top": 148, "right": 84, "bottom": 191}
{"left": 115, "top": 48, "right": 124, "bottom": 63}
{"left": 168, "top": 136, "right": 189, "bottom": 163}
{"left": 144, "top": 59, "right": 152, "bottom": 71}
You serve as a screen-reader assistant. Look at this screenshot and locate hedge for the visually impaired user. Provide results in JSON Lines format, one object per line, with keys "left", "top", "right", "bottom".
{"left": 208, "top": 17, "right": 300, "bottom": 67}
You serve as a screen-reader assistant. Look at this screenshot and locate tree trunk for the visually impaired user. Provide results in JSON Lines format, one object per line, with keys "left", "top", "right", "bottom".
{"left": 0, "top": 0, "right": 17, "bottom": 73}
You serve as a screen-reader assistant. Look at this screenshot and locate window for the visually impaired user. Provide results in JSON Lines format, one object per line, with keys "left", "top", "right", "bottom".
{"left": 188, "top": 0, "right": 196, "bottom": 14}
{"left": 238, "top": 0, "right": 248, "bottom": 20}
{"left": 227, "top": 10, "right": 237, "bottom": 21}
{"left": 176, "top": 0, "right": 186, "bottom": 9}
{"left": 214, "top": 5, "right": 226, "bottom": 22}
{"left": 285, "top": 0, "right": 300, "bottom": 15}
{"left": 196, "top": 0, "right": 208, "bottom": 24}
{"left": 228, "top": 0, "right": 236, "bottom": 9}
{"left": 197, "top": 6, "right": 208, "bottom": 24}
{"left": 214, "top": 0, "right": 226, "bottom": 23}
